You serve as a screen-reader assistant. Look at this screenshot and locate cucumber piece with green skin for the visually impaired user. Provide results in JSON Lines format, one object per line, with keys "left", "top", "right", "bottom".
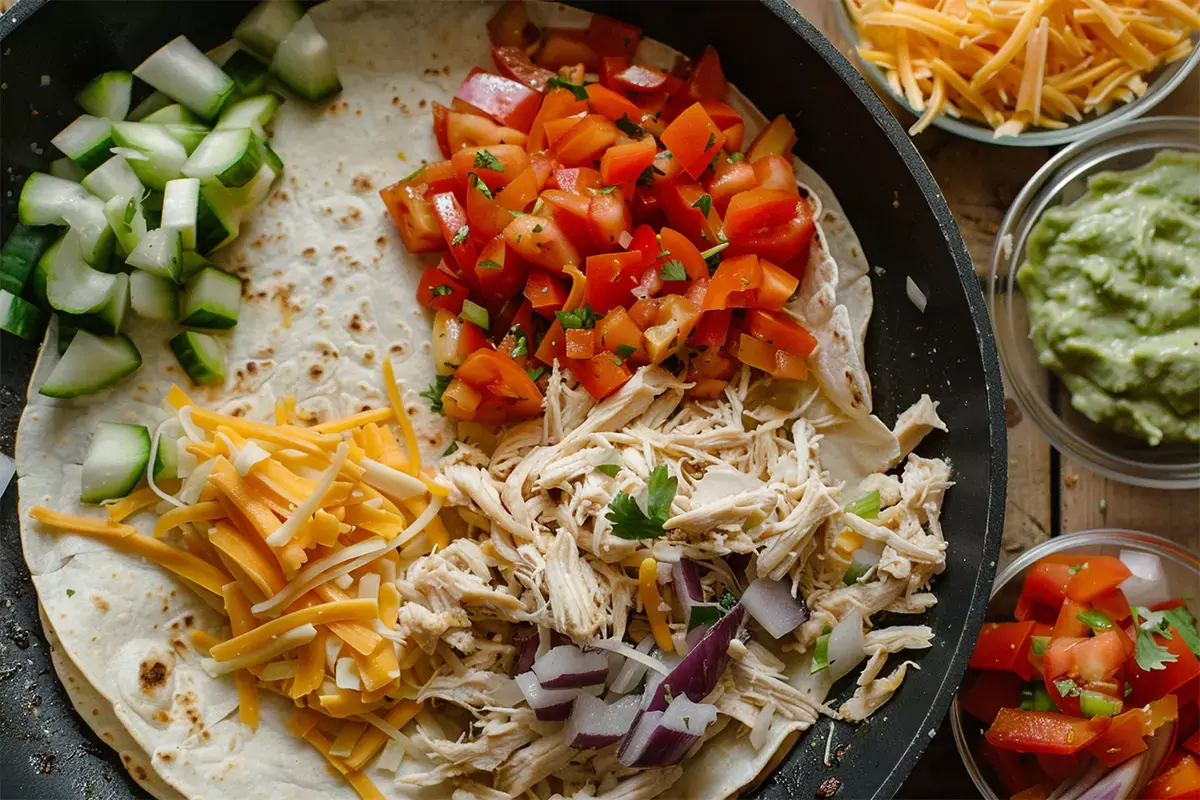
{"left": 80, "top": 421, "right": 150, "bottom": 503}
{"left": 49, "top": 157, "right": 87, "bottom": 182}
{"left": 56, "top": 321, "right": 78, "bottom": 355}
{"left": 51, "top": 115, "right": 116, "bottom": 172}
{"left": 109, "top": 122, "right": 188, "bottom": 190}
{"left": 26, "top": 235, "right": 60, "bottom": 308}
{"left": 127, "top": 91, "right": 173, "bottom": 122}
{"left": 229, "top": 161, "right": 279, "bottom": 215}
{"left": 216, "top": 92, "right": 283, "bottom": 138}
{"left": 142, "top": 190, "right": 164, "bottom": 229}
{"left": 46, "top": 230, "right": 117, "bottom": 315}
{"left": 39, "top": 329, "right": 142, "bottom": 398}
{"left": 180, "top": 266, "right": 242, "bottom": 329}
{"left": 261, "top": 140, "right": 283, "bottom": 175}
{"left": 129, "top": 269, "right": 179, "bottom": 321}
{"left": 0, "top": 289, "right": 48, "bottom": 339}
{"left": 134, "top": 36, "right": 236, "bottom": 121}
{"left": 102, "top": 195, "right": 149, "bottom": 255}
{"left": 1, "top": 224, "right": 60, "bottom": 295}
{"left": 196, "top": 183, "right": 240, "bottom": 254}
{"left": 162, "top": 123, "right": 211, "bottom": 155}
{"left": 18, "top": 173, "right": 93, "bottom": 226}
{"left": 271, "top": 15, "right": 342, "bottom": 103}
{"left": 182, "top": 128, "right": 262, "bottom": 188}
{"left": 179, "top": 251, "right": 216, "bottom": 282}
{"left": 170, "top": 331, "right": 226, "bottom": 385}
{"left": 83, "top": 156, "right": 145, "bottom": 201}
{"left": 139, "top": 103, "right": 201, "bottom": 125}
{"left": 75, "top": 71, "right": 133, "bottom": 120}
{"left": 153, "top": 434, "right": 180, "bottom": 479}
{"left": 95, "top": 272, "right": 129, "bottom": 334}
{"left": 235, "top": 0, "right": 304, "bottom": 61}
{"left": 62, "top": 195, "right": 115, "bottom": 267}
{"left": 125, "top": 227, "right": 182, "bottom": 280}
{"left": 162, "top": 178, "right": 200, "bottom": 251}
{"left": 224, "top": 51, "right": 271, "bottom": 97}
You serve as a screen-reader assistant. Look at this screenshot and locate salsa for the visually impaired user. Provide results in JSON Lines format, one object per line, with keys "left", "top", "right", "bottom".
{"left": 1017, "top": 151, "right": 1200, "bottom": 446}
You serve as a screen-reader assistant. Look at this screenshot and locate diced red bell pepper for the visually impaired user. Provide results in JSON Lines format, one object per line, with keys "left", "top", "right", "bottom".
{"left": 472, "top": 235, "right": 528, "bottom": 307}
{"left": 587, "top": 187, "right": 631, "bottom": 249}
{"left": 552, "top": 114, "right": 619, "bottom": 168}
{"left": 660, "top": 102, "right": 725, "bottom": 179}
{"left": 524, "top": 269, "right": 570, "bottom": 317}
{"left": 448, "top": 349, "right": 543, "bottom": 421}
{"left": 491, "top": 45, "right": 555, "bottom": 91}
{"left": 504, "top": 215, "right": 581, "bottom": 272}
{"left": 612, "top": 64, "right": 669, "bottom": 93}
{"left": 962, "top": 669, "right": 1024, "bottom": 724}
{"left": 600, "top": 137, "right": 657, "bottom": 185}
{"left": 657, "top": 180, "right": 725, "bottom": 247}
{"left": 454, "top": 69, "right": 542, "bottom": 133}
{"left": 535, "top": 28, "right": 600, "bottom": 71}
{"left": 416, "top": 265, "right": 470, "bottom": 313}
{"left": 705, "top": 253, "right": 762, "bottom": 311}
{"left": 1141, "top": 752, "right": 1200, "bottom": 798}
{"left": 549, "top": 167, "right": 603, "bottom": 195}
{"left": 724, "top": 187, "right": 802, "bottom": 239}
{"left": 528, "top": 89, "right": 590, "bottom": 153}
{"left": 583, "top": 13, "right": 641, "bottom": 59}
{"left": 446, "top": 109, "right": 529, "bottom": 153}
{"left": 751, "top": 260, "right": 800, "bottom": 311}
{"left": 746, "top": 114, "right": 798, "bottom": 162}
{"left": 706, "top": 158, "right": 760, "bottom": 215}
{"left": 1089, "top": 707, "right": 1150, "bottom": 767}
{"left": 565, "top": 327, "right": 595, "bottom": 360}
{"left": 726, "top": 195, "right": 816, "bottom": 265}
{"left": 431, "top": 191, "right": 478, "bottom": 271}
{"left": 1066, "top": 556, "right": 1132, "bottom": 603}
{"left": 585, "top": 251, "right": 643, "bottom": 314}
{"left": 486, "top": 1, "right": 538, "bottom": 47}
{"left": 746, "top": 309, "right": 818, "bottom": 357}
{"left": 1054, "top": 599, "right": 1094, "bottom": 639}
{"left": 986, "top": 709, "right": 1111, "bottom": 755}
{"left": 970, "top": 621, "right": 1037, "bottom": 679}
{"left": 1127, "top": 624, "right": 1200, "bottom": 708}
{"left": 689, "top": 309, "right": 733, "bottom": 348}
{"left": 571, "top": 351, "right": 632, "bottom": 400}
{"left": 586, "top": 83, "right": 643, "bottom": 124}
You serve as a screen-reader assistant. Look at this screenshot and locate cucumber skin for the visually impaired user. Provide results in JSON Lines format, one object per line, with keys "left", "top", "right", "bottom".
{"left": 80, "top": 422, "right": 150, "bottom": 504}
{"left": 39, "top": 332, "right": 142, "bottom": 398}
{"left": 70, "top": 136, "right": 116, "bottom": 173}
{"left": 170, "top": 331, "right": 226, "bottom": 385}
{"left": 153, "top": 435, "right": 179, "bottom": 479}
{"left": 0, "top": 291, "right": 48, "bottom": 340}
{"left": 224, "top": 50, "right": 270, "bottom": 96}
{"left": 196, "top": 185, "right": 239, "bottom": 254}
{"left": 1, "top": 225, "right": 60, "bottom": 295}
{"left": 180, "top": 267, "right": 242, "bottom": 329}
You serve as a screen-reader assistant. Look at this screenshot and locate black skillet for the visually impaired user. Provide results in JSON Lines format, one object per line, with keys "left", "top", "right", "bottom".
{"left": 0, "top": 2, "right": 1007, "bottom": 797}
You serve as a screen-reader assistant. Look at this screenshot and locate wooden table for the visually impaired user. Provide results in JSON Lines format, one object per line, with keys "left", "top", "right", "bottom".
{"left": 787, "top": 2, "right": 1200, "bottom": 795}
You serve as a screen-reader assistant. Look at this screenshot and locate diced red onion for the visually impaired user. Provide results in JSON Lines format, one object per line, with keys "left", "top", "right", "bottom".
{"left": 1133, "top": 722, "right": 1175, "bottom": 796}
{"left": 685, "top": 624, "right": 710, "bottom": 651}
{"left": 609, "top": 635, "right": 657, "bottom": 695}
{"left": 1048, "top": 758, "right": 1108, "bottom": 800}
{"left": 741, "top": 577, "right": 809, "bottom": 639}
{"left": 827, "top": 610, "right": 866, "bottom": 682}
{"left": 618, "top": 696, "right": 718, "bottom": 767}
{"left": 532, "top": 645, "right": 609, "bottom": 689}
{"left": 618, "top": 229, "right": 633, "bottom": 250}
{"left": 565, "top": 693, "right": 641, "bottom": 749}
{"left": 516, "top": 671, "right": 578, "bottom": 721}
{"left": 1119, "top": 550, "right": 1171, "bottom": 609}
{"left": 644, "top": 604, "right": 745, "bottom": 713}
{"left": 514, "top": 627, "right": 539, "bottom": 675}
{"left": 672, "top": 558, "right": 704, "bottom": 620}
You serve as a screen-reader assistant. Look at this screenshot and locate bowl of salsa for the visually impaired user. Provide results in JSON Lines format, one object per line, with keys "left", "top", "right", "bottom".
{"left": 951, "top": 530, "right": 1200, "bottom": 799}
{"left": 989, "top": 116, "right": 1199, "bottom": 489}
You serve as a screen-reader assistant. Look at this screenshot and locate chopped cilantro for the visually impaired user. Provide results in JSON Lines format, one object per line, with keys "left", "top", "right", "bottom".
{"left": 66, "top": 589, "right": 76, "bottom": 597}
{"left": 691, "top": 193, "right": 713, "bottom": 217}
{"left": 526, "top": 366, "right": 545, "bottom": 382}
{"left": 450, "top": 225, "right": 469, "bottom": 246}
{"left": 1068, "top": 563, "right": 1086, "bottom": 575}
{"left": 547, "top": 75, "right": 589, "bottom": 100}
{"left": 509, "top": 326, "right": 529, "bottom": 358}
{"left": 614, "top": 343, "right": 637, "bottom": 363}
{"left": 719, "top": 590, "right": 738, "bottom": 611}
{"left": 606, "top": 464, "right": 677, "bottom": 540}
{"left": 555, "top": 305, "right": 598, "bottom": 330}
{"left": 430, "top": 284, "right": 453, "bottom": 297}
{"left": 1054, "top": 678, "right": 1081, "bottom": 697}
{"left": 1163, "top": 606, "right": 1200, "bottom": 657}
{"left": 478, "top": 259, "right": 504, "bottom": 270}
{"left": 706, "top": 132, "right": 717, "bottom": 150}
{"left": 658, "top": 259, "right": 688, "bottom": 281}
{"left": 420, "top": 374, "right": 452, "bottom": 415}
{"left": 532, "top": 224, "right": 544, "bottom": 234}
{"left": 729, "top": 152, "right": 745, "bottom": 163}
{"left": 441, "top": 442, "right": 459, "bottom": 457}
{"left": 473, "top": 150, "right": 504, "bottom": 172}
{"left": 597, "top": 463, "right": 621, "bottom": 477}
{"left": 1132, "top": 606, "right": 1179, "bottom": 672}
{"left": 616, "top": 115, "right": 646, "bottom": 137}
{"left": 469, "top": 172, "right": 494, "bottom": 199}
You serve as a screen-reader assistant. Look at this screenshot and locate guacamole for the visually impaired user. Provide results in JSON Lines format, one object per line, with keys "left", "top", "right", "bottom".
{"left": 1018, "top": 150, "right": 1200, "bottom": 446}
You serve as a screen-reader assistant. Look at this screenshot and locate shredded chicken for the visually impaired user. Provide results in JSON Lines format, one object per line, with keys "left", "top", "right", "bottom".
{"left": 593, "top": 766, "right": 685, "bottom": 799}
{"left": 417, "top": 668, "right": 523, "bottom": 712}
{"left": 840, "top": 662, "right": 915, "bottom": 721}
{"left": 495, "top": 732, "right": 577, "bottom": 796}
{"left": 890, "top": 394, "right": 947, "bottom": 464}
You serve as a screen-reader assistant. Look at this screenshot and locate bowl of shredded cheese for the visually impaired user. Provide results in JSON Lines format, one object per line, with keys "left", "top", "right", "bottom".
{"left": 834, "top": 0, "right": 1200, "bottom": 145}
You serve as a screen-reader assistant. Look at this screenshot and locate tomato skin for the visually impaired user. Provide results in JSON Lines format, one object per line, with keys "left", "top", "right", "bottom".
{"left": 724, "top": 188, "right": 802, "bottom": 239}
{"left": 612, "top": 64, "right": 669, "bottom": 93}
{"left": 491, "top": 44, "right": 555, "bottom": 91}
{"left": 746, "top": 114, "right": 798, "bottom": 162}
{"left": 978, "top": 740, "right": 1050, "bottom": 796}
{"left": 751, "top": 260, "right": 800, "bottom": 311}
{"left": 686, "top": 48, "right": 727, "bottom": 101}
{"left": 454, "top": 69, "right": 542, "bottom": 133}
{"left": 1053, "top": 599, "right": 1093, "bottom": 639}
{"left": 549, "top": 167, "right": 603, "bottom": 196}
{"left": 660, "top": 102, "right": 725, "bottom": 179}
{"left": 1127, "top": 624, "right": 1200, "bottom": 708}
{"left": 1066, "top": 556, "right": 1132, "bottom": 603}
{"left": 706, "top": 159, "right": 760, "bottom": 215}
{"left": 584, "top": 13, "right": 641, "bottom": 59}
{"left": 446, "top": 110, "right": 529, "bottom": 153}
{"left": 565, "top": 328, "right": 596, "bottom": 360}
{"left": 597, "top": 307, "right": 645, "bottom": 360}
{"left": 587, "top": 188, "right": 632, "bottom": 250}
{"left": 658, "top": 181, "right": 725, "bottom": 247}
{"left": 528, "top": 89, "right": 590, "bottom": 153}
{"left": 599, "top": 56, "right": 627, "bottom": 90}
{"left": 753, "top": 154, "right": 800, "bottom": 194}
{"left": 745, "top": 310, "right": 818, "bottom": 357}
{"left": 524, "top": 269, "right": 569, "bottom": 317}
{"left": 1090, "top": 588, "right": 1133, "bottom": 624}
{"left": 689, "top": 309, "right": 733, "bottom": 348}
{"left": 380, "top": 176, "right": 443, "bottom": 253}
{"left": 658, "top": 228, "right": 708, "bottom": 282}
{"left": 472, "top": 236, "right": 528, "bottom": 307}
{"left": 431, "top": 192, "right": 478, "bottom": 272}
{"left": 503, "top": 215, "right": 581, "bottom": 272}
{"left": 431, "top": 101, "right": 453, "bottom": 158}
{"left": 726, "top": 195, "right": 817, "bottom": 265}
{"left": 987, "top": 709, "right": 1111, "bottom": 755}
{"left": 416, "top": 265, "right": 470, "bottom": 313}
{"left": 1021, "top": 561, "right": 1076, "bottom": 611}
{"left": 536, "top": 27, "right": 601, "bottom": 71}
{"left": 705, "top": 253, "right": 762, "bottom": 311}
{"left": 451, "top": 349, "right": 544, "bottom": 421}
{"left": 552, "top": 114, "right": 619, "bottom": 168}
{"left": 571, "top": 352, "right": 632, "bottom": 400}
{"left": 970, "top": 621, "right": 1037, "bottom": 679}
{"left": 585, "top": 251, "right": 643, "bottom": 314}
{"left": 586, "top": 83, "right": 642, "bottom": 124}
{"left": 541, "top": 189, "right": 594, "bottom": 250}
{"left": 600, "top": 137, "right": 657, "bottom": 185}
{"left": 1089, "top": 707, "right": 1151, "bottom": 767}
{"left": 721, "top": 122, "right": 745, "bottom": 153}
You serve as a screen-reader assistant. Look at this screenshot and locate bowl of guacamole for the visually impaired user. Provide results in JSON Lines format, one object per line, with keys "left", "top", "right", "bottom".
{"left": 991, "top": 117, "right": 1200, "bottom": 489}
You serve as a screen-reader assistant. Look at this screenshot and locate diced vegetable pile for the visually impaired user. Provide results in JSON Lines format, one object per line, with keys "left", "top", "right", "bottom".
{"left": 963, "top": 549, "right": 1200, "bottom": 800}
{"left": 0, "top": 0, "right": 341, "bottom": 396}
{"left": 379, "top": 0, "right": 821, "bottom": 422}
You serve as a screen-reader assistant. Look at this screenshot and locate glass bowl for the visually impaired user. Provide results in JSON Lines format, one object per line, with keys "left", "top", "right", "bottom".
{"left": 830, "top": 0, "right": 1200, "bottom": 147}
{"left": 950, "top": 530, "right": 1200, "bottom": 799}
{"left": 988, "top": 116, "right": 1200, "bottom": 489}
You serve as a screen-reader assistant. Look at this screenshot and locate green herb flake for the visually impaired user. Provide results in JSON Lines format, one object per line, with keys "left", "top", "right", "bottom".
{"left": 473, "top": 150, "right": 505, "bottom": 172}
{"left": 509, "top": 326, "right": 529, "bottom": 358}
{"left": 597, "top": 464, "right": 621, "bottom": 477}
{"left": 420, "top": 374, "right": 452, "bottom": 415}
{"left": 469, "top": 172, "right": 494, "bottom": 200}
{"left": 616, "top": 115, "right": 646, "bottom": 137}
{"left": 1163, "top": 606, "right": 1200, "bottom": 657}
{"left": 1054, "top": 678, "right": 1081, "bottom": 697}
{"left": 606, "top": 464, "right": 677, "bottom": 540}
{"left": 706, "top": 132, "right": 717, "bottom": 151}
{"left": 450, "top": 225, "right": 470, "bottom": 246}
{"left": 402, "top": 164, "right": 427, "bottom": 181}
{"left": 730, "top": 152, "right": 745, "bottom": 163}
{"left": 478, "top": 259, "right": 504, "bottom": 271}
{"left": 691, "top": 193, "right": 713, "bottom": 217}
{"left": 658, "top": 259, "right": 688, "bottom": 282}
{"left": 595, "top": 185, "right": 618, "bottom": 194}
{"left": 430, "top": 284, "right": 453, "bottom": 297}
{"left": 719, "top": 591, "right": 738, "bottom": 611}
{"left": 526, "top": 366, "right": 545, "bottom": 382}
{"left": 547, "top": 75, "right": 589, "bottom": 101}
{"left": 614, "top": 343, "right": 637, "bottom": 363}
{"left": 441, "top": 442, "right": 459, "bottom": 457}
{"left": 66, "top": 589, "right": 76, "bottom": 597}
{"left": 1068, "top": 563, "right": 1087, "bottom": 575}
{"left": 555, "top": 305, "right": 598, "bottom": 330}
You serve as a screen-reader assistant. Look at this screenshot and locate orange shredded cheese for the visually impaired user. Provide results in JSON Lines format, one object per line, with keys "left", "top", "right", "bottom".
{"left": 223, "top": 583, "right": 261, "bottom": 731}
{"left": 104, "top": 487, "right": 162, "bottom": 522}
{"left": 382, "top": 357, "right": 422, "bottom": 477}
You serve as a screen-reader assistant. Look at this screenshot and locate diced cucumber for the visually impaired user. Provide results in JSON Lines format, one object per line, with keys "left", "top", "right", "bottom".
{"left": 18, "top": 172, "right": 93, "bottom": 226}
{"left": 139, "top": 103, "right": 201, "bottom": 125}
{"left": 51, "top": 115, "right": 115, "bottom": 172}
{"left": 127, "top": 90, "right": 173, "bottom": 122}
{"left": 206, "top": 39, "right": 241, "bottom": 67}
{"left": 196, "top": 183, "right": 240, "bottom": 254}
{"left": 61, "top": 195, "right": 114, "bottom": 266}
{"left": 224, "top": 50, "right": 270, "bottom": 96}
{"left": 46, "top": 230, "right": 117, "bottom": 315}
{"left": 80, "top": 421, "right": 150, "bottom": 503}
{"left": 180, "top": 267, "right": 242, "bottom": 329}
{"left": 261, "top": 140, "right": 283, "bottom": 175}
{"left": 271, "top": 15, "right": 342, "bottom": 103}
{"left": 39, "top": 329, "right": 142, "bottom": 398}
{"left": 26, "top": 235, "right": 60, "bottom": 308}
{"left": 170, "top": 330, "right": 226, "bottom": 385}
{"left": 216, "top": 92, "right": 283, "bottom": 138}
{"left": 230, "top": 160, "right": 279, "bottom": 211}
{"left": 179, "top": 251, "right": 217, "bottom": 282}
{"left": 125, "top": 227, "right": 182, "bottom": 280}
{"left": 57, "top": 321, "right": 78, "bottom": 355}
{"left": 153, "top": 433, "right": 180, "bottom": 479}
{"left": 75, "top": 71, "right": 133, "bottom": 120}
{"left": 162, "top": 178, "right": 200, "bottom": 251}
{"left": 162, "top": 123, "right": 211, "bottom": 155}
{"left": 0, "top": 289, "right": 48, "bottom": 339}
{"left": 95, "top": 272, "right": 129, "bottom": 334}
{"left": 235, "top": 0, "right": 304, "bottom": 61}
{"left": 109, "top": 122, "right": 188, "bottom": 190}
{"left": 130, "top": 269, "right": 179, "bottom": 321}
{"left": 83, "top": 155, "right": 145, "bottom": 201}
{"left": 102, "top": 195, "right": 148, "bottom": 255}
{"left": 142, "top": 190, "right": 164, "bottom": 229}
{"left": 49, "top": 157, "right": 87, "bottom": 182}
{"left": 134, "top": 36, "right": 236, "bottom": 121}
{"left": 1, "top": 224, "right": 60, "bottom": 295}
{"left": 182, "top": 128, "right": 262, "bottom": 188}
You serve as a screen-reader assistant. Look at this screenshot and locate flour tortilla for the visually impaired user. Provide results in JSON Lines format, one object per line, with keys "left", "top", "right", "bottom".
{"left": 16, "top": 1, "right": 875, "bottom": 797}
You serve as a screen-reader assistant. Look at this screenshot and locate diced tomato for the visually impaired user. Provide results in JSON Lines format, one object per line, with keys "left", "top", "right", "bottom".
{"left": 724, "top": 188, "right": 801, "bottom": 239}
{"left": 1089, "top": 707, "right": 1150, "bottom": 767}
{"left": 487, "top": 1, "right": 538, "bottom": 47}
{"left": 1141, "top": 752, "right": 1200, "bottom": 798}
{"left": 1184, "top": 731, "right": 1200, "bottom": 757}
{"left": 540, "top": 189, "right": 594, "bottom": 249}
{"left": 1022, "top": 561, "right": 1076, "bottom": 611}
{"left": 641, "top": 295, "right": 701, "bottom": 363}
{"left": 970, "top": 621, "right": 1037, "bottom": 679}
{"left": 597, "top": 306, "right": 644, "bottom": 358}
{"left": 751, "top": 260, "right": 800, "bottom": 311}
{"left": 685, "top": 48, "right": 727, "bottom": 100}
{"left": 730, "top": 333, "right": 808, "bottom": 381}
{"left": 586, "top": 83, "right": 642, "bottom": 124}
{"left": 431, "top": 101, "right": 453, "bottom": 158}
{"left": 746, "top": 114, "right": 798, "bottom": 162}
{"left": 545, "top": 113, "right": 588, "bottom": 147}
{"left": 466, "top": 174, "right": 517, "bottom": 242}
{"left": 1012, "top": 783, "right": 1055, "bottom": 800}
{"left": 503, "top": 215, "right": 581, "bottom": 272}
{"left": 689, "top": 309, "right": 732, "bottom": 348}
{"left": 1153, "top": 599, "right": 1191, "bottom": 612}
{"left": 726, "top": 195, "right": 816, "bottom": 264}
{"left": 442, "top": 378, "right": 482, "bottom": 417}
{"left": 660, "top": 102, "right": 725, "bottom": 179}
{"left": 380, "top": 173, "right": 443, "bottom": 253}
{"left": 978, "top": 740, "right": 1050, "bottom": 796}
{"left": 599, "top": 56, "right": 627, "bottom": 90}
{"left": 536, "top": 28, "right": 600, "bottom": 71}
{"left": 524, "top": 269, "right": 569, "bottom": 317}
{"left": 745, "top": 310, "right": 818, "bottom": 357}
{"left": 454, "top": 69, "right": 542, "bottom": 133}
{"left": 987, "top": 709, "right": 1111, "bottom": 755}
{"left": 600, "top": 137, "right": 657, "bottom": 185}
{"left": 431, "top": 309, "right": 492, "bottom": 375}
{"left": 962, "top": 670, "right": 1024, "bottom": 724}
{"left": 534, "top": 318, "right": 566, "bottom": 364}
{"left": 706, "top": 158, "right": 760, "bottom": 215}
{"left": 584, "top": 13, "right": 640, "bottom": 59}
{"left": 528, "top": 89, "right": 590, "bottom": 153}
{"left": 1036, "top": 752, "right": 1083, "bottom": 782}
{"left": 446, "top": 110, "right": 529, "bottom": 153}
{"left": 705, "top": 253, "right": 762, "bottom": 311}
{"left": 493, "top": 296, "right": 534, "bottom": 349}
{"left": 1127, "top": 624, "right": 1200, "bottom": 708}
{"left": 1066, "top": 556, "right": 1133, "bottom": 603}
{"left": 549, "top": 167, "right": 603, "bottom": 195}
{"left": 587, "top": 187, "right": 631, "bottom": 249}
{"left": 696, "top": 98, "right": 742, "bottom": 130}
{"left": 471, "top": 235, "right": 528, "bottom": 307}
{"left": 1016, "top": 594, "right": 1062, "bottom": 625}
{"left": 721, "top": 122, "right": 745, "bottom": 153}
{"left": 1054, "top": 599, "right": 1093, "bottom": 639}
{"left": 585, "top": 251, "right": 643, "bottom": 314}
{"left": 657, "top": 181, "right": 725, "bottom": 247}
{"left": 753, "top": 154, "right": 800, "bottom": 194}
{"left": 658, "top": 228, "right": 708, "bottom": 282}
{"left": 612, "top": 64, "right": 669, "bottom": 93}
{"left": 571, "top": 351, "right": 632, "bottom": 399}
{"left": 529, "top": 151, "right": 559, "bottom": 190}
{"left": 552, "top": 115, "right": 619, "bottom": 168}
{"left": 448, "top": 349, "right": 543, "bottom": 421}
{"left": 1090, "top": 588, "right": 1133, "bottom": 624}
{"left": 565, "top": 327, "right": 595, "bottom": 359}
{"left": 431, "top": 192, "right": 477, "bottom": 271}
{"left": 416, "top": 265, "right": 470, "bottom": 313}
{"left": 495, "top": 167, "right": 539, "bottom": 213}
{"left": 491, "top": 44, "right": 555, "bottom": 91}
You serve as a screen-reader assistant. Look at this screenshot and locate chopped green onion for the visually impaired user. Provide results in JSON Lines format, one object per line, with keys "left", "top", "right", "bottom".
{"left": 596, "top": 463, "right": 620, "bottom": 478}
{"left": 1030, "top": 635, "right": 1051, "bottom": 656}
{"left": 459, "top": 299, "right": 489, "bottom": 330}
{"left": 843, "top": 563, "right": 869, "bottom": 586}
{"left": 810, "top": 632, "right": 831, "bottom": 674}
{"left": 844, "top": 490, "right": 881, "bottom": 520}
{"left": 1079, "top": 690, "right": 1122, "bottom": 718}
{"left": 1020, "top": 682, "right": 1057, "bottom": 712}
{"left": 1077, "top": 609, "right": 1114, "bottom": 631}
